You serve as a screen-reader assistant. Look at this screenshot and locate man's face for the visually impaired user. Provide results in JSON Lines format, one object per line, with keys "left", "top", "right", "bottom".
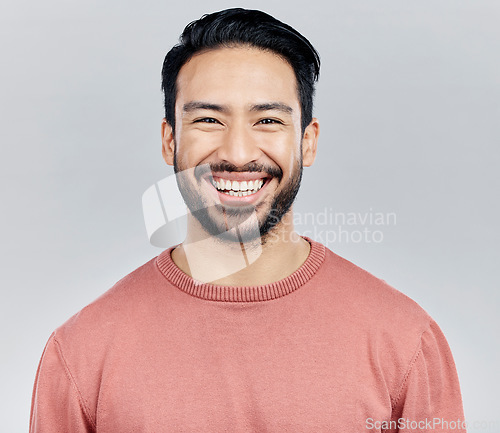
{"left": 163, "top": 45, "right": 316, "bottom": 243}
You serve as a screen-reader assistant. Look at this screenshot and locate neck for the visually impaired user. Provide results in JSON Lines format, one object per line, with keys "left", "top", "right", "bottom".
{"left": 170, "top": 208, "right": 311, "bottom": 286}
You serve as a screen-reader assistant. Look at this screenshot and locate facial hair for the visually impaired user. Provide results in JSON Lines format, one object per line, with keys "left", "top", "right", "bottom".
{"left": 173, "top": 149, "right": 303, "bottom": 244}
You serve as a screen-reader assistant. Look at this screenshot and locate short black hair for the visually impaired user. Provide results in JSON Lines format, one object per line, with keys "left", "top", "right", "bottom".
{"left": 161, "top": 8, "right": 320, "bottom": 134}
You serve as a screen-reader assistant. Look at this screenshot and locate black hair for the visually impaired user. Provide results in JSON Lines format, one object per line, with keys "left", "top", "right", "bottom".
{"left": 161, "top": 8, "right": 320, "bottom": 134}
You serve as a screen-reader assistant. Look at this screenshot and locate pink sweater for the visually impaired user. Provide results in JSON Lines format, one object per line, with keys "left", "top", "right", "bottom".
{"left": 30, "top": 237, "right": 466, "bottom": 432}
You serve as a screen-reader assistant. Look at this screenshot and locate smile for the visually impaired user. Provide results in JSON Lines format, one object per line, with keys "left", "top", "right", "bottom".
{"left": 210, "top": 177, "right": 266, "bottom": 197}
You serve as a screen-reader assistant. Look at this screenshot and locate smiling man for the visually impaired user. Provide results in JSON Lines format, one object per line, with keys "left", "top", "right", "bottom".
{"left": 161, "top": 42, "right": 318, "bottom": 286}
{"left": 30, "top": 8, "right": 466, "bottom": 432}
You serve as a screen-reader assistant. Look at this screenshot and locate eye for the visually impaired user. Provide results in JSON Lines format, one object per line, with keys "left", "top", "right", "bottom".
{"left": 258, "top": 118, "right": 283, "bottom": 125}
{"left": 194, "top": 117, "right": 220, "bottom": 124}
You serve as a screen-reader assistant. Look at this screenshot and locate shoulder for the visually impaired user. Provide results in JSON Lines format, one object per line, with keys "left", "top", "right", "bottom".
{"left": 315, "top": 244, "right": 458, "bottom": 399}
{"left": 318, "top": 244, "right": 432, "bottom": 331}
{"left": 311, "top": 242, "right": 437, "bottom": 372}
{"left": 35, "top": 254, "right": 170, "bottom": 425}
{"left": 53, "top": 253, "right": 167, "bottom": 346}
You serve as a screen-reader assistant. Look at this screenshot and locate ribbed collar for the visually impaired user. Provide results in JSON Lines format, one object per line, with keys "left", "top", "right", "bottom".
{"left": 156, "top": 236, "right": 325, "bottom": 302}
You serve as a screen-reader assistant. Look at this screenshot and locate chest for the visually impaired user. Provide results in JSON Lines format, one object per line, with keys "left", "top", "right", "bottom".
{"left": 94, "top": 325, "right": 393, "bottom": 432}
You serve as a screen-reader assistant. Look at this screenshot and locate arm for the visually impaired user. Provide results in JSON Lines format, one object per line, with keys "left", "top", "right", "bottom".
{"left": 30, "top": 333, "right": 96, "bottom": 433}
{"left": 388, "top": 320, "right": 467, "bottom": 432}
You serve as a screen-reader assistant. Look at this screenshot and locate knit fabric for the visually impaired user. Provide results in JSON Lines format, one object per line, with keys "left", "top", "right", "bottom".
{"left": 30, "top": 237, "right": 466, "bottom": 432}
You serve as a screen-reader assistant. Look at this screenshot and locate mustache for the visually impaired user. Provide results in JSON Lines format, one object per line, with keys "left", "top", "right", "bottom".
{"left": 194, "top": 161, "right": 283, "bottom": 181}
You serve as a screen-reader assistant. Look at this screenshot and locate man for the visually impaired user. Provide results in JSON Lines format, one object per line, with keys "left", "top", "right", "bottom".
{"left": 30, "top": 8, "right": 466, "bottom": 432}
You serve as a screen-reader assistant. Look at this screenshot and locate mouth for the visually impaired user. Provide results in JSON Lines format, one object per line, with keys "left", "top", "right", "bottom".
{"left": 203, "top": 172, "right": 272, "bottom": 205}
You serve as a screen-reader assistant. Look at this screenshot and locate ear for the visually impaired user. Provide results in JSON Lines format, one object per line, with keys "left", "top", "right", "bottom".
{"left": 302, "top": 117, "right": 319, "bottom": 167}
{"left": 161, "top": 118, "right": 175, "bottom": 166}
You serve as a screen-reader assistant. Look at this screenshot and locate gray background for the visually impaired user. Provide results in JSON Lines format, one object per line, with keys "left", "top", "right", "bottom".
{"left": 1, "top": 0, "right": 499, "bottom": 431}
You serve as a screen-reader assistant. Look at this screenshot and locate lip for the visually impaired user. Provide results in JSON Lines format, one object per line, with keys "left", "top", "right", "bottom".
{"left": 203, "top": 174, "right": 272, "bottom": 206}
{"left": 209, "top": 171, "right": 268, "bottom": 182}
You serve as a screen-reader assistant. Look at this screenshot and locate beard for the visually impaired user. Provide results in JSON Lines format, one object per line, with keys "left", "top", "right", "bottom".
{"left": 173, "top": 150, "right": 303, "bottom": 244}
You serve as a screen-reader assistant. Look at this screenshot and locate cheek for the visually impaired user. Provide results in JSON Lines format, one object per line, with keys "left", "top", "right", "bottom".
{"left": 263, "top": 137, "right": 300, "bottom": 173}
{"left": 175, "top": 131, "right": 220, "bottom": 166}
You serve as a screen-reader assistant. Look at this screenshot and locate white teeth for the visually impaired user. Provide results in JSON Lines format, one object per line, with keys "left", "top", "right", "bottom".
{"left": 213, "top": 177, "right": 266, "bottom": 195}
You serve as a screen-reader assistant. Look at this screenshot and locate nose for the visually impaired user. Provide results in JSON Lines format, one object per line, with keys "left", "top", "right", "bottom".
{"left": 216, "top": 123, "right": 262, "bottom": 168}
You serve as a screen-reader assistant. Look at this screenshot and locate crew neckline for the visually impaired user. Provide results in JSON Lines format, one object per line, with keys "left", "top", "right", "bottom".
{"left": 156, "top": 236, "right": 325, "bottom": 302}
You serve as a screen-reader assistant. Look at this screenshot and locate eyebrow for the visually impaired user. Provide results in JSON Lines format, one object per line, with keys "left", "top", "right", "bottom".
{"left": 182, "top": 101, "right": 294, "bottom": 115}
{"left": 183, "top": 101, "right": 230, "bottom": 113}
{"left": 250, "top": 103, "right": 294, "bottom": 115}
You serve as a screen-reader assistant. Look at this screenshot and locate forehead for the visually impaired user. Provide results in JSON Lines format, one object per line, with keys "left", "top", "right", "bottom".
{"left": 175, "top": 46, "right": 300, "bottom": 110}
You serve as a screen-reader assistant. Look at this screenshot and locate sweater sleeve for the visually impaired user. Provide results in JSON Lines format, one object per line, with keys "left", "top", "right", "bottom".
{"left": 387, "top": 319, "right": 467, "bottom": 433}
{"left": 29, "top": 333, "right": 96, "bottom": 433}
